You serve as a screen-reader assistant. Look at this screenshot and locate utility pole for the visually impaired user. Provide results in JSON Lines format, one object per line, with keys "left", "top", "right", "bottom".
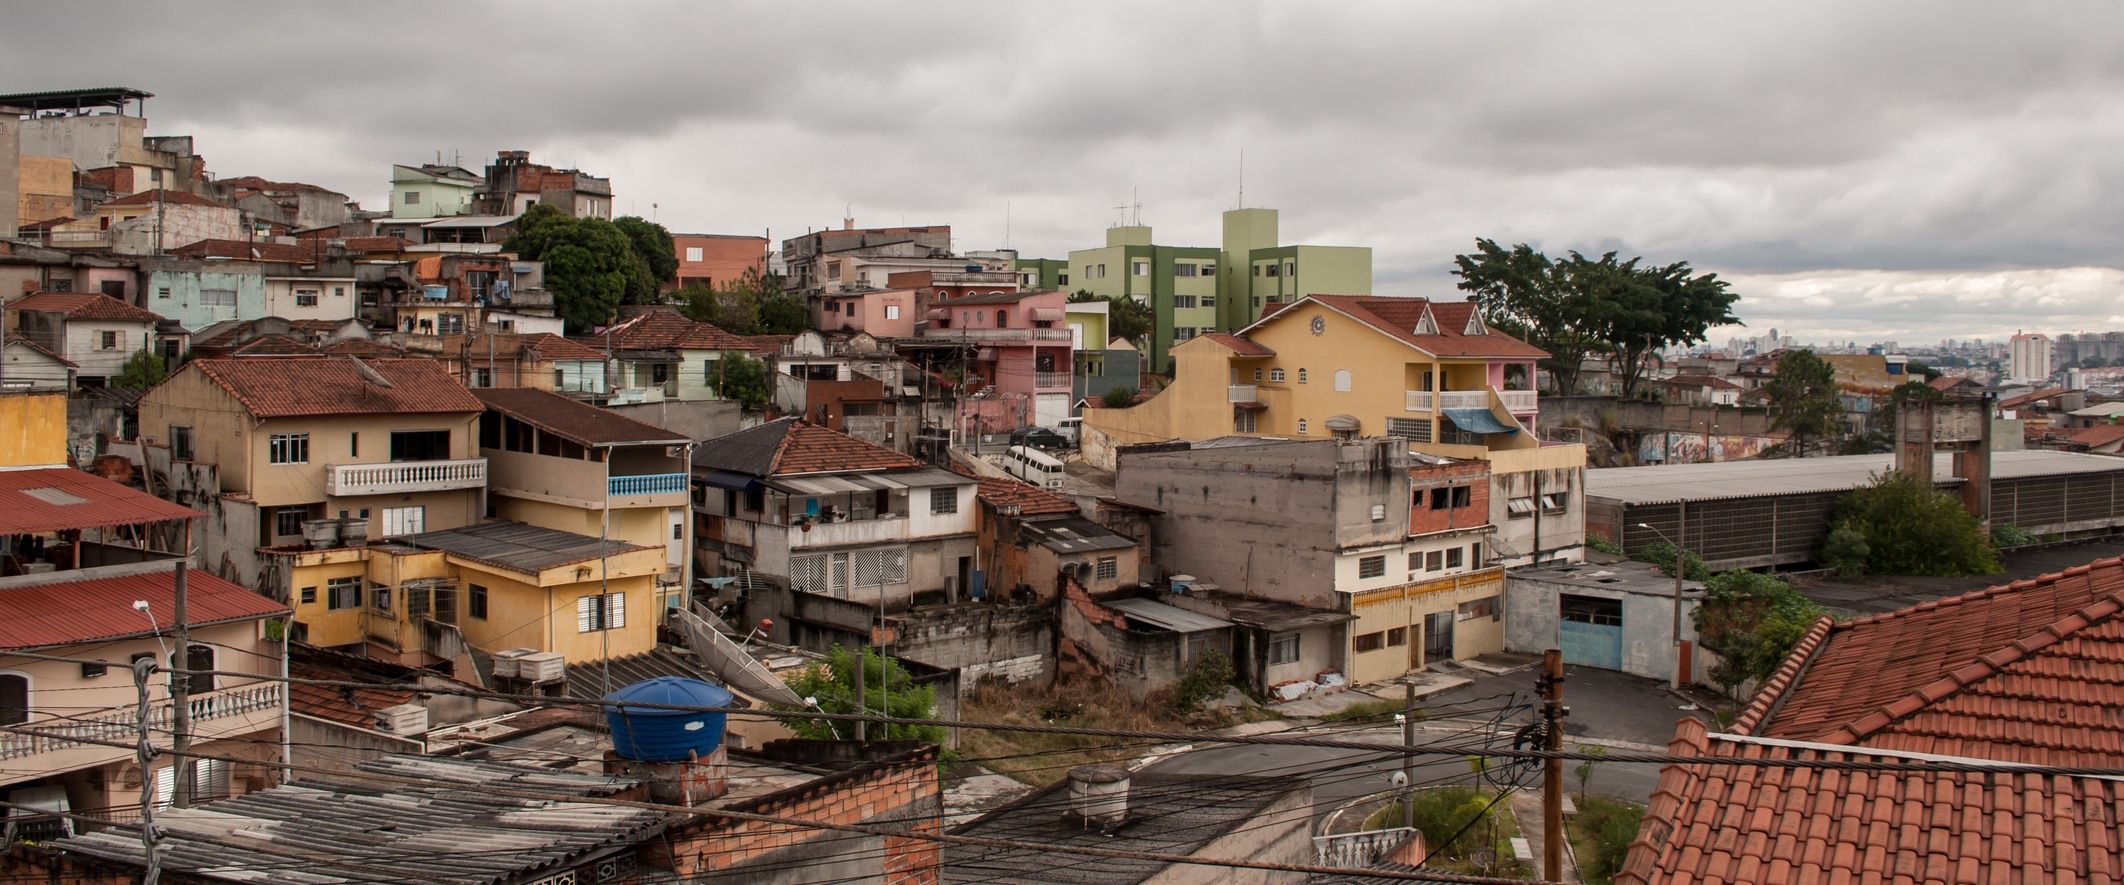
{"left": 1540, "top": 649, "right": 1565, "bottom": 884}
{"left": 131, "top": 656, "right": 162, "bottom": 885}
{"left": 169, "top": 562, "right": 193, "bottom": 808}
{"left": 1400, "top": 683, "right": 1417, "bottom": 831}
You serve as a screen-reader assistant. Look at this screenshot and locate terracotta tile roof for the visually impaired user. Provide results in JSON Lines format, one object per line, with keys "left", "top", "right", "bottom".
{"left": 0, "top": 569, "right": 288, "bottom": 650}
{"left": 1258, "top": 295, "right": 1548, "bottom": 360}
{"left": 169, "top": 238, "right": 331, "bottom": 263}
{"left": 1662, "top": 374, "right": 1741, "bottom": 390}
{"left": 287, "top": 661, "right": 417, "bottom": 728}
{"left": 1615, "top": 717, "right": 2124, "bottom": 885}
{"left": 1930, "top": 375, "right": 1979, "bottom": 391}
{"left": 188, "top": 357, "right": 484, "bottom": 418}
{"left": 2067, "top": 424, "right": 2124, "bottom": 449}
{"left": 1733, "top": 555, "right": 2124, "bottom": 767}
{"left": 341, "top": 236, "right": 417, "bottom": 253}
{"left": 6, "top": 337, "right": 77, "bottom": 367}
{"left": 1999, "top": 387, "right": 2072, "bottom": 411}
{"left": 1194, "top": 332, "right": 1274, "bottom": 357}
{"left": 321, "top": 338, "right": 404, "bottom": 356}
{"left": 472, "top": 388, "right": 688, "bottom": 446}
{"left": 227, "top": 336, "right": 320, "bottom": 357}
{"left": 601, "top": 308, "right": 754, "bottom": 352}
{"left": 692, "top": 418, "right": 920, "bottom": 476}
{"left": 974, "top": 475, "right": 1078, "bottom": 516}
{"left": 0, "top": 467, "right": 201, "bottom": 534}
{"left": 521, "top": 333, "right": 604, "bottom": 361}
{"left": 8, "top": 292, "right": 163, "bottom": 324}
{"left": 216, "top": 176, "right": 339, "bottom": 194}
{"left": 99, "top": 189, "right": 227, "bottom": 209}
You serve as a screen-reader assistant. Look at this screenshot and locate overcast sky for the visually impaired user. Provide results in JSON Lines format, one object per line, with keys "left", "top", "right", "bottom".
{"left": 10, "top": 1, "right": 2124, "bottom": 346}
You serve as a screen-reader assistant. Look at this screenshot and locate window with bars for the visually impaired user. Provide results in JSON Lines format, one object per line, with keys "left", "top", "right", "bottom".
{"left": 327, "top": 577, "right": 360, "bottom": 610}
{"left": 577, "top": 592, "right": 626, "bottom": 632}
{"left": 1446, "top": 547, "right": 1464, "bottom": 569}
{"left": 268, "top": 433, "right": 309, "bottom": 464}
{"left": 431, "top": 587, "right": 457, "bottom": 623}
{"left": 1358, "top": 555, "right": 1386, "bottom": 579}
{"left": 405, "top": 586, "right": 429, "bottom": 621}
{"left": 790, "top": 554, "right": 830, "bottom": 594}
{"left": 1096, "top": 557, "right": 1118, "bottom": 580}
{"left": 1268, "top": 633, "right": 1300, "bottom": 665}
{"left": 1426, "top": 551, "right": 1444, "bottom": 572}
{"left": 930, "top": 487, "right": 959, "bottom": 515}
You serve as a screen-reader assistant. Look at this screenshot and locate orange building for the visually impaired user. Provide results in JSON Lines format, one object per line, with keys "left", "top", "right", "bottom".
{"left": 669, "top": 233, "right": 768, "bottom": 292}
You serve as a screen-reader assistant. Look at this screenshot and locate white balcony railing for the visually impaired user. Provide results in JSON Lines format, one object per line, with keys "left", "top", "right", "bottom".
{"left": 0, "top": 683, "right": 282, "bottom": 761}
{"left": 327, "top": 459, "right": 487, "bottom": 496}
{"left": 1229, "top": 384, "right": 1259, "bottom": 403}
{"left": 1498, "top": 389, "right": 1538, "bottom": 412}
{"left": 1406, "top": 390, "right": 1432, "bottom": 412}
{"left": 1406, "top": 389, "right": 1522, "bottom": 412}
{"left": 922, "top": 328, "right": 1073, "bottom": 342}
{"left": 1035, "top": 372, "right": 1067, "bottom": 389}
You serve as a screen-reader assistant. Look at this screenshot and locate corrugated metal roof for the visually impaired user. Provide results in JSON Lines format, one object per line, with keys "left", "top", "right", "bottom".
{"left": 1019, "top": 516, "right": 1138, "bottom": 554}
{"left": 0, "top": 569, "right": 287, "bottom": 650}
{"left": 406, "top": 520, "right": 652, "bottom": 575}
{"left": 0, "top": 467, "right": 200, "bottom": 535}
{"left": 1586, "top": 450, "right": 2124, "bottom": 507}
{"left": 474, "top": 387, "right": 689, "bottom": 447}
{"left": 1102, "top": 597, "right": 1231, "bottom": 633}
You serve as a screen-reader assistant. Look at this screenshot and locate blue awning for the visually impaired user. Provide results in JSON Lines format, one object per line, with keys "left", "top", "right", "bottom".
{"left": 1442, "top": 408, "right": 1519, "bottom": 435}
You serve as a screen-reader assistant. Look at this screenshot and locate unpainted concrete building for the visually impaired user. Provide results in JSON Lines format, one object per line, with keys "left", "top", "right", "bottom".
{"left": 1504, "top": 559, "right": 1706, "bottom": 685}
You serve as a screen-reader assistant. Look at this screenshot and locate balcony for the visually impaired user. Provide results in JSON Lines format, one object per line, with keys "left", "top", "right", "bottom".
{"left": 610, "top": 473, "right": 688, "bottom": 497}
{"left": 326, "top": 459, "right": 487, "bottom": 496}
{"left": 1405, "top": 389, "right": 1511, "bottom": 412}
{"left": 1229, "top": 384, "right": 1259, "bottom": 404}
{"left": 0, "top": 683, "right": 282, "bottom": 764}
{"left": 1035, "top": 371, "right": 1068, "bottom": 389}
{"left": 922, "top": 327, "right": 1074, "bottom": 342}
{"left": 1497, "top": 390, "right": 1538, "bottom": 413}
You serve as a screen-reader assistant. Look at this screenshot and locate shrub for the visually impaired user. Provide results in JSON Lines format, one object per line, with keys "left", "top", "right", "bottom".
{"left": 1818, "top": 526, "right": 1870, "bottom": 576}
{"left": 1585, "top": 535, "right": 1623, "bottom": 557}
{"left": 1991, "top": 523, "right": 2037, "bottom": 549}
{"left": 1831, "top": 470, "right": 2000, "bottom": 576}
{"left": 1100, "top": 386, "right": 1140, "bottom": 409}
{"left": 1573, "top": 795, "right": 1644, "bottom": 884}
{"left": 1633, "top": 541, "right": 1709, "bottom": 581}
{"left": 1170, "top": 649, "right": 1235, "bottom": 711}
{"left": 1692, "top": 569, "right": 1829, "bottom": 698}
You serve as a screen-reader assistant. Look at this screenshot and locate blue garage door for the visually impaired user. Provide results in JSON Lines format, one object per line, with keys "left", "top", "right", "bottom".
{"left": 1559, "top": 594, "right": 1623, "bottom": 670}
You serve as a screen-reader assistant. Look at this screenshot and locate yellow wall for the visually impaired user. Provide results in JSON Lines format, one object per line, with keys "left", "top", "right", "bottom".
{"left": 1345, "top": 568, "right": 1507, "bottom": 684}
{"left": 249, "top": 413, "right": 480, "bottom": 507}
{"left": 138, "top": 366, "right": 252, "bottom": 488}
{"left": 17, "top": 156, "right": 72, "bottom": 227}
{"left": 0, "top": 392, "right": 67, "bottom": 466}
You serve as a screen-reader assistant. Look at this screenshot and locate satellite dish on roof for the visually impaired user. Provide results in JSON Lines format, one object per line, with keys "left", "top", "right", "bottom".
{"left": 674, "top": 607, "right": 808, "bottom": 708}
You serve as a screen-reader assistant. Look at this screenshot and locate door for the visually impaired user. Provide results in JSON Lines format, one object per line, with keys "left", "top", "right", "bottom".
{"left": 830, "top": 553, "right": 850, "bottom": 599}
{"left": 1423, "top": 612, "right": 1455, "bottom": 665}
{"left": 666, "top": 507, "right": 685, "bottom": 567}
{"left": 1034, "top": 393, "right": 1069, "bottom": 428}
{"left": 1559, "top": 594, "right": 1625, "bottom": 669}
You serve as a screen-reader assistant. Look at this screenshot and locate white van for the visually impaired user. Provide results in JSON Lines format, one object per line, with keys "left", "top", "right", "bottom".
{"left": 1004, "top": 445, "right": 1067, "bottom": 489}
{"left": 1055, "top": 417, "right": 1083, "bottom": 445}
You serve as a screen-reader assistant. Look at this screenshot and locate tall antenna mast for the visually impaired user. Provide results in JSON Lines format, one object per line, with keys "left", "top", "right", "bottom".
{"left": 1237, "top": 151, "right": 1245, "bottom": 209}
{"left": 1003, "top": 202, "right": 1013, "bottom": 250}
{"left": 1131, "top": 187, "right": 1142, "bottom": 226}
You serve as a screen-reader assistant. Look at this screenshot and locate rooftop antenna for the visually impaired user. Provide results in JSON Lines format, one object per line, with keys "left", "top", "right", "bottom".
{"left": 1237, "top": 150, "right": 1245, "bottom": 209}
{"left": 1003, "top": 202, "right": 1013, "bottom": 250}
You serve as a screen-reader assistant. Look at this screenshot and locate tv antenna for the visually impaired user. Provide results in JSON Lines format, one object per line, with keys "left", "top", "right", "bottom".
{"left": 1236, "top": 151, "right": 1245, "bottom": 209}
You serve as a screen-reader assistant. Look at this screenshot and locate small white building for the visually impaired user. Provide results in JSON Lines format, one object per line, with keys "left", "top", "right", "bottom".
{"left": 1504, "top": 559, "right": 1705, "bottom": 685}
{"left": 6, "top": 292, "right": 163, "bottom": 385}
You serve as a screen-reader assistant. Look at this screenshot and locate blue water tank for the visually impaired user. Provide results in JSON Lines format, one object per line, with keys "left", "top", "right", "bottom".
{"left": 602, "top": 677, "right": 733, "bottom": 762}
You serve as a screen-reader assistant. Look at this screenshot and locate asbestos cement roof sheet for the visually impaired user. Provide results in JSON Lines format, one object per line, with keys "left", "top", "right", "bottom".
{"left": 1102, "top": 597, "right": 1231, "bottom": 633}
{"left": 405, "top": 520, "right": 652, "bottom": 575}
{"left": 1584, "top": 449, "right": 2124, "bottom": 507}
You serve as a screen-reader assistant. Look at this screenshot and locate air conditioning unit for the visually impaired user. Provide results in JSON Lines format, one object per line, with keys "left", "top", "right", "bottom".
{"left": 491, "top": 648, "right": 536, "bottom": 679}
{"left": 519, "top": 652, "right": 566, "bottom": 683}
{"left": 373, "top": 703, "right": 428, "bottom": 736}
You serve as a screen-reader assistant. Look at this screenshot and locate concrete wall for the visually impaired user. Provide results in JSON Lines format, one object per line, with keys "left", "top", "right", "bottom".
{"left": 289, "top": 714, "right": 423, "bottom": 776}
{"left": 108, "top": 203, "right": 243, "bottom": 256}
{"left": 1057, "top": 583, "right": 1196, "bottom": 700}
{"left": 0, "top": 114, "right": 17, "bottom": 239}
{"left": 1483, "top": 445, "right": 1587, "bottom": 566}
{"left": 17, "top": 155, "right": 71, "bottom": 229}
{"left": 0, "top": 391, "right": 68, "bottom": 466}
{"left": 605, "top": 398, "right": 740, "bottom": 442}
{"left": 1503, "top": 568, "right": 1703, "bottom": 684}
{"left": 144, "top": 265, "right": 269, "bottom": 330}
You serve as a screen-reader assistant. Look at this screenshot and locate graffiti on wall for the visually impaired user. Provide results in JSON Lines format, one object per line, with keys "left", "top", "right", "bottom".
{"left": 1639, "top": 432, "right": 1777, "bottom": 464}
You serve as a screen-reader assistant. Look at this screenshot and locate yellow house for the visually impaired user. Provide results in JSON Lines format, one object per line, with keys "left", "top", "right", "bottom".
{"left": 266, "top": 520, "right": 664, "bottom": 674}
{"left": 0, "top": 390, "right": 68, "bottom": 467}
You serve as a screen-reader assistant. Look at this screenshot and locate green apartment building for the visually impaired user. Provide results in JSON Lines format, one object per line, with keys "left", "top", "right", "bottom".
{"left": 1014, "top": 257, "right": 1071, "bottom": 291}
{"left": 1062, "top": 208, "right": 1371, "bottom": 373}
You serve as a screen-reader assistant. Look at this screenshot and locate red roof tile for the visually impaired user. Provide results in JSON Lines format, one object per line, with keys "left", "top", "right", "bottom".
{"left": 1194, "top": 332, "right": 1275, "bottom": 357}
{"left": 974, "top": 475, "right": 1078, "bottom": 516}
{"left": 287, "top": 661, "right": 417, "bottom": 727}
{"left": 1998, "top": 387, "right": 2072, "bottom": 411}
{"left": 8, "top": 292, "right": 163, "bottom": 324}
{"left": 601, "top": 308, "right": 754, "bottom": 352}
{"left": 2066, "top": 424, "right": 2124, "bottom": 449}
{"left": 99, "top": 189, "right": 228, "bottom": 209}
{"left": 227, "top": 336, "right": 321, "bottom": 357}
{"left": 0, "top": 467, "right": 200, "bottom": 534}
{"left": 320, "top": 339, "right": 404, "bottom": 357}
{"left": 692, "top": 418, "right": 921, "bottom": 476}
{"left": 188, "top": 357, "right": 484, "bottom": 418}
{"left": 521, "top": 333, "right": 604, "bottom": 361}
{"left": 0, "top": 569, "right": 287, "bottom": 650}
{"left": 1307, "top": 295, "right": 1549, "bottom": 360}
{"left": 169, "top": 238, "right": 327, "bottom": 263}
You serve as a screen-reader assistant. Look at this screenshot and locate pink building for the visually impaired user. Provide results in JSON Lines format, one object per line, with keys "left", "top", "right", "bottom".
{"left": 668, "top": 233, "right": 768, "bottom": 292}
{"left": 918, "top": 289, "right": 1075, "bottom": 428}
{"left": 814, "top": 288, "right": 917, "bottom": 338}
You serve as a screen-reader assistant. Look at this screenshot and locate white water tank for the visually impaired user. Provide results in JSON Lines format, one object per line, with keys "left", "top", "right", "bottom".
{"left": 1066, "top": 765, "right": 1130, "bottom": 828}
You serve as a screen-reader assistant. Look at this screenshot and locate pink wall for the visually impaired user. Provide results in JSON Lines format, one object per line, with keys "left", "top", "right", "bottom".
{"left": 816, "top": 289, "right": 915, "bottom": 338}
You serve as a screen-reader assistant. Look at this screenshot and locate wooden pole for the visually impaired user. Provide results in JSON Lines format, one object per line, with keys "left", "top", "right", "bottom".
{"left": 1542, "top": 648, "right": 1564, "bottom": 883}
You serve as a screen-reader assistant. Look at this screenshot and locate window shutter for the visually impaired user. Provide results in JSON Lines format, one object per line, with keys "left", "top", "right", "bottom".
{"left": 606, "top": 593, "right": 625, "bottom": 630}
{"left": 577, "top": 595, "right": 596, "bottom": 633}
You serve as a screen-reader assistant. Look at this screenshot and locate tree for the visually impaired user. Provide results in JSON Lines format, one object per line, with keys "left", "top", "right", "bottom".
{"left": 1071, "top": 290, "right": 1154, "bottom": 348}
{"left": 1691, "top": 569, "right": 1828, "bottom": 699}
{"left": 1762, "top": 349, "right": 1842, "bottom": 457}
{"left": 706, "top": 351, "right": 774, "bottom": 412}
{"left": 778, "top": 645, "right": 944, "bottom": 743}
{"left": 1903, "top": 360, "right": 1942, "bottom": 382}
{"left": 1454, "top": 240, "right": 1602, "bottom": 396}
{"left": 679, "top": 283, "right": 759, "bottom": 334}
{"left": 757, "top": 292, "right": 811, "bottom": 335}
{"left": 1573, "top": 744, "right": 1607, "bottom": 802}
{"left": 1100, "top": 386, "right": 1140, "bottom": 408}
{"left": 1593, "top": 255, "right": 1739, "bottom": 399}
{"left": 502, "top": 204, "right": 633, "bottom": 333}
{"left": 612, "top": 216, "right": 679, "bottom": 305}
{"left": 1829, "top": 470, "right": 1999, "bottom": 577}
{"left": 112, "top": 349, "right": 166, "bottom": 390}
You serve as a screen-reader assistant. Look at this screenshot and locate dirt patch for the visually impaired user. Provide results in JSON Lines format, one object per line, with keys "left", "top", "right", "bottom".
{"left": 955, "top": 679, "right": 1197, "bottom": 788}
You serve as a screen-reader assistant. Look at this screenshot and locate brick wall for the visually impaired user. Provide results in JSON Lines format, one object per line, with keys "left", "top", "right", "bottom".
{"left": 653, "top": 746, "right": 942, "bottom": 882}
{"left": 1408, "top": 459, "right": 1491, "bottom": 536}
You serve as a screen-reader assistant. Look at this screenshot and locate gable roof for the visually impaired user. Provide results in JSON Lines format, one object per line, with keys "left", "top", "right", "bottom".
{"left": 8, "top": 292, "right": 163, "bottom": 324}
{"left": 601, "top": 308, "right": 756, "bottom": 352}
{"left": 1193, "top": 332, "right": 1274, "bottom": 357}
{"left": 5, "top": 337, "right": 77, "bottom": 368}
{"left": 169, "top": 238, "right": 327, "bottom": 263}
{"left": 99, "top": 189, "right": 227, "bottom": 209}
{"left": 0, "top": 466, "right": 201, "bottom": 534}
{"left": 1731, "top": 555, "right": 2124, "bottom": 766}
{"left": 1930, "top": 374, "right": 1981, "bottom": 392}
{"left": 2067, "top": 423, "right": 2124, "bottom": 449}
{"left": 0, "top": 569, "right": 286, "bottom": 650}
{"left": 321, "top": 338, "right": 403, "bottom": 357}
{"left": 1249, "top": 294, "right": 1548, "bottom": 360}
{"left": 472, "top": 388, "right": 688, "bottom": 447}
{"left": 973, "top": 475, "right": 1079, "bottom": 516}
{"left": 187, "top": 357, "right": 483, "bottom": 418}
{"left": 1998, "top": 387, "right": 2071, "bottom": 411}
{"left": 692, "top": 418, "right": 921, "bottom": 477}
{"left": 227, "top": 335, "right": 322, "bottom": 357}
{"left": 521, "top": 332, "right": 604, "bottom": 361}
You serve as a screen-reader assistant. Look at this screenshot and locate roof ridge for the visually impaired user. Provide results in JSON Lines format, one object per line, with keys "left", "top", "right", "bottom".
{"left": 1824, "top": 584, "right": 2124, "bottom": 746}
{"left": 1729, "top": 613, "right": 1835, "bottom": 736}
{"left": 1838, "top": 555, "right": 2124, "bottom": 628}
{"left": 763, "top": 418, "right": 800, "bottom": 474}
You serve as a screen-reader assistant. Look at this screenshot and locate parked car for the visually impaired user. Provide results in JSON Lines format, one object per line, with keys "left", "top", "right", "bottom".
{"left": 1010, "top": 426, "right": 1070, "bottom": 451}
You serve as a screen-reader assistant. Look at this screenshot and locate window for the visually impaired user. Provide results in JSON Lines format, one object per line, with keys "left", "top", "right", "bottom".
{"left": 1386, "top": 417, "right": 1430, "bottom": 442}
{"left": 1297, "top": 419, "right": 1308, "bottom": 434}
{"left": 389, "top": 430, "right": 450, "bottom": 462}
{"left": 827, "top": 261, "right": 842, "bottom": 281}
{"left": 470, "top": 368, "right": 493, "bottom": 388}
{"left": 930, "top": 487, "right": 959, "bottom": 515}
{"left": 1268, "top": 633, "right": 1300, "bottom": 665}
{"left": 1453, "top": 486, "right": 1472, "bottom": 508}
{"left": 334, "top": 287, "right": 346, "bottom": 298}
{"left": 1358, "top": 555, "right": 1386, "bottom": 579}
{"left": 201, "top": 289, "right": 237, "bottom": 307}
{"left": 372, "top": 583, "right": 393, "bottom": 612}
{"left": 274, "top": 508, "right": 305, "bottom": 538}
{"left": 1098, "top": 264, "right": 1107, "bottom": 278}
{"left": 1284, "top": 262, "right": 1296, "bottom": 277}
{"left": 404, "top": 191, "right": 421, "bottom": 205}
{"left": 268, "top": 433, "right": 309, "bottom": 465}
{"left": 1460, "top": 596, "right": 1501, "bottom": 622}
{"left": 349, "top": 432, "right": 359, "bottom": 458}
{"left": 1174, "top": 295, "right": 1196, "bottom": 309}
{"left": 1354, "top": 631, "right": 1384, "bottom": 653}
{"left": 1426, "top": 551, "right": 1444, "bottom": 571}
{"left": 1202, "top": 295, "right": 1217, "bottom": 308}
{"left": 996, "top": 310, "right": 1008, "bottom": 327}
{"left": 168, "top": 425, "right": 194, "bottom": 460}
{"left": 1173, "top": 327, "right": 1197, "bottom": 342}
{"left": 1297, "top": 368, "right": 1308, "bottom": 384}
{"left": 1387, "top": 627, "right": 1408, "bottom": 647}
{"left": 885, "top": 304, "right": 900, "bottom": 320}
{"left": 295, "top": 292, "right": 319, "bottom": 307}
{"left": 436, "top": 313, "right": 464, "bottom": 334}
{"left": 1507, "top": 497, "right": 1536, "bottom": 519}
{"left": 100, "top": 331, "right": 118, "bottom": 350}
{"left": 1096, "top": 557, "right": 1118, "bottom": 580}
{"left": 685, "top": 247, "right": 704, "bottom": 262}
{"left": 327, "top": 576, "right": 361, "bottom": 610}
{"left": 469, "top": 584, "right": 488, "bottom": 619}
{"left": 381, "top": 505, "right": 425, "bottom": 536}
{"left": 1334, "top": 370, "right": 1352, "bottom": 392}
{"left": 1201, "top": 264, "right": 1216, "bottom": 275}
{"left": 158, "top": 287, "right": 171, "bottom": 299}
{"left": 1446, "top": 547, "right": 1464, "bottom": 568}
{"left": 1370, "top": 504, "right": 1386, "bottom": 522}
{"left": 1440, "top": 423, "right": 1481, "bottom": 446}
{"left": 578, "top": 592, "right": 626, "bottom": 632}
{"left": 437, "top": 586, "right": 462, "bottom": 624}
{"left": 1253, "top": 368, "right": 1262, "bottom": 382}
{"left": 1264, "top": 263, "right": 1279, "bottom": 278}
{"left": 1133, "top": 261, "right": 1148, "bottom": 276}
{"left": 1174, "top": 264, "right": 1197, "bottom": 277}
{"left": 405, "top": 586, "right": 429, "bottom": 622}
{"left": 299, "top": 585, "right": 317, "bottom": 604}
{"left": 1471, "top": 542, "right": 1481, "bottom": 564}
{"left": 1234, "top": 408, "right": 1256, "bottom": 434}
{"left": 1541, "top": 492, "right": 1570, "bottom": 513}
{"left": 1408, "top": 552, "right": 1422, "bottom": 571}
{"left": 0, "top": 674, "right": 27, "bottom": 726}
{"left": 1429, "top": 488, "right": 1449, "bottom": 510}
{"left": 1269, "top": 368, "right": 1286, "bottom": 383}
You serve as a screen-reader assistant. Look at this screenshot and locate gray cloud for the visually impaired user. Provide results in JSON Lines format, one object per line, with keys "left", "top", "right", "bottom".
{"left": 10, "top": 0, "right": 2124, "bottom": 342}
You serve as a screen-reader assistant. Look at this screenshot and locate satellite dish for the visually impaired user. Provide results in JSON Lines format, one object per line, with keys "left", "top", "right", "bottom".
{"left": 673, "top": 607, "right": 808, "bottom": 708}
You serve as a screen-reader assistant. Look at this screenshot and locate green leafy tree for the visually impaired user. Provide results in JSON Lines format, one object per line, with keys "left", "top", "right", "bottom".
{"left": 1829, "top": 470, "right": 1999, "bottom": 577}
{"left": 1586, "top": 254, "right": 1740, "bottom": 399}
{"left": 1818, "top": 526, "right": 1870, "bottom": 576}
{"left": 1632, "top": 540, "right": 1708, "bottom": 581}
{"left": 1454, "top": 240, "right": 1603, "bottom": 396}
{"left": 679, "top": 283, "right": 760, "bottom": 334}
{"left": 612, "top": 216, "right": 679, "bottom": 304}
{"left": 1903, "top": 361, "right": 1942, "bottom": 382}
{"left": 777, "top": 645, "right": 944, "bottom": 743}
{"left": 503, "top": 204, "right": 633, "bottom": 333}
{"left": 757, "top": 292, "right": 811, "bottom": 335}
{"left": 1071, "top": 290, "right": 1153, "bottom": 348}
{"left": 1170, "top": 649, "right": 1235, "bottom": 710}
{"left": 1691, "top": 569, "right": 1828, "bottom": 698}
{"left": 706, "top": 351, "right": 774, "bottom": 412}
{"left": 1763, "top": 349, "right": 1842, "bottom": 457}
{"left": 1574, "top": 744, "right": 1607, "bottom": 803}
{"left": 1100, "top": 386, "right": 1140, "bottom": 409}
{"left": 112, "top": 349, "right": 167, "bottom": 389}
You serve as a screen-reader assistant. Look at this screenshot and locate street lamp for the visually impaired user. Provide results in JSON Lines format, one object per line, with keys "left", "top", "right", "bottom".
{"left": 1635, "top": 523, "right": 1690, "bottom": 691}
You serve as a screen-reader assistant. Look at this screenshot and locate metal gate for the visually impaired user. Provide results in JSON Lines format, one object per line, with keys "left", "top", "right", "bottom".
{"left": 1423, "top": 611, "right": 1454, "bottom": 665}
{"left": 1559, "top": 594, "right": 1623, "bottom": 670}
